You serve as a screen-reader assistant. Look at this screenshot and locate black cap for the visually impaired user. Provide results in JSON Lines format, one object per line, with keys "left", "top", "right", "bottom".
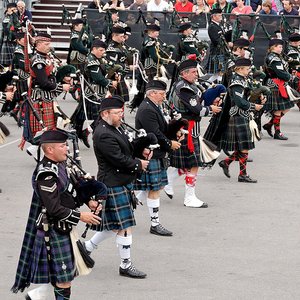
{"left": 233, "top": 38, "right": 250, "bottom": 47}
{"left": 145, "top": 80, "right": 167, "bottom": 91}
{"left": 91, "top": 39, "right": 107, "bottom": 49}
{"left": 289, "top": 33, "right": 300, "bottom": 42}
{"left": 178, "top": 22, "right": 192, "bottom": 32}
{"left": 178, "top": 59, "right": 198, "bottom": 72}
{"left": 15, "top": 31, "right": 25, "bottom": 40}
{"left": 269, "top": 38, "right": 284, "bottom": 47}
{"left": 125, "top": 26, "right": 131, "bottom": 35}
{"left": 72, "top": 18, "right": 84, "bottom": 25}
{"left": 111, "top": 26, "right": 125, "bottom": 34}
{"left": 210, "top": 8, "right": 222, "bottom": 14}
{"left": 56, "top": 65, "right": 77, "bottom": 83}
{"left": 7, "top": 3, "right": 17, "bottom": 8}
{"left": 234, "top": 58, "right": 252, "bottom": 67}
{"left": 99, "top": 95, "right": 125, "bottom": 112}
{"left": 40, "top": 130, "right": 68, "bottom": 144}
{"left": 146, "top": 19, "right": 161, "bottom": 32}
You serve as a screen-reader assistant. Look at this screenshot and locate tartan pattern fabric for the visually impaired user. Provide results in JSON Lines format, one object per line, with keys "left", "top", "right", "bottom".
{"left": 14, "top": 80, "right": 28, "bottom": 103}
{"left": 206, "top": 54, "right": 226, "bottom": 74}
{"left": 100, "top": 184, "right": 136, "bottom": 231}
{"left": 170, "top": 137, "right": 203, "bottom": 169}
{"left": 29, "top": 99, "right": 56, "bottom": 135}
{"left": 264, "top": 88, "right": 294, "bottom": 111}
{"left": 30, "top": 227, "right": 75, "bottom": 285}
{"left": 115, "top": 80, "right": 129, "bottom": 102}
{"left": 145, "top": 67, "right": 159, "bottom": 81}
{"left": 133, "top": 159, "right": 168, "bottom": 191}
{"left": 0, "top": 41, "right": 15, "bottom": 66}
{"left": 219, "top": 116, "right": 255, "bottom": 152}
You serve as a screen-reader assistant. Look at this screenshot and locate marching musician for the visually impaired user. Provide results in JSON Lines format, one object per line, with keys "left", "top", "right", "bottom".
{"left": 71, "top": 39, "right": 117, "bottom": 148}
{"left": 218, "top": 58, "right": 265, "bottom": 183}
{"left": 67, "top": 18, "right": 91, "bottom": 73}
{"left": 135, "top": 80, "right": 181, "bottom": 236}
{"left": 165, "top": 59, "right": 221, "bottom": 208}
{"left": 84, "top": 96, "right": 149, "bottom": 279}
{"left": 12, "top": 130, "right": 101, "bottom": 300}
{"left": 286, "top": 32, "right": 300, "bottom": 111}
{"left": 262, "top": 38, "right": 294, "bottom": 140}
{"left": 141, "top": 20, "right": 175, "bottom": 81}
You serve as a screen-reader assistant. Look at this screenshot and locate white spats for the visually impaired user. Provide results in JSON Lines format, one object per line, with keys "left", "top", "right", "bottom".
{"left": 147, "top": 198, "right": 160, "bottom": 227}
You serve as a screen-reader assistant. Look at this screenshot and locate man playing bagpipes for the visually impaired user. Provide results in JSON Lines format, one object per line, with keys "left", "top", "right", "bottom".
{"left": 84, "top": 96, "right": 149, "bottom": 278}
{"left": 71, "top": 39, "right": 118, "bottom": 148}
{"left": 262, "top": 38, "right": 295, "bottom": 140}
{"left": 217, "top": 58, "right": 266, "bottom": 183}
{"left": 134, "top": 80, "right": 182, "bottom": 236}
{"left": 11, "top": 130, "right": 103, "bottom": 300}
{"left": 165, "top": 59, "right": 222, "bottom": 208}
{"left": 67, "top": 18, "right": 92, "bottom": 74}
{"left": 20, "top": 32, "right": 71, "bottom": 155}
{"left": 141, "top": 19, "right": 175, "bottom": 81}
{"left": 285, "top": 32, "right": 300, "bottom": 111}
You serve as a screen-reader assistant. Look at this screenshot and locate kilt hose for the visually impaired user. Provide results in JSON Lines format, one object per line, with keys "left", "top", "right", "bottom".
{"left": 170, "top": 136, "right": 203, "bottom": 169}
{"left": 219, "top": 115, "right": 255, "bottom": 152}
{"left": 0, "top": 41, "right": 15, "bottom": 66}
{"left": 29, "top": 99, "right": 56, "bottom": 136}
{"left": 99, "top": 184, "right": 136, "bottom": 231}
{"left": 264, "top": 88, "right": 294, "bottom": 112}
{"left": 134, "top": 158, "right": 168, "bottom": 191}
{"left": 30, "top": 227, "right": 75, "bottom": 285}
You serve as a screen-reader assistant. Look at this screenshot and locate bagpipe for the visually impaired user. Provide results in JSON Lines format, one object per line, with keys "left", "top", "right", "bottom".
{"left": 0, "top": 121, "right": 10, "bottom": 144}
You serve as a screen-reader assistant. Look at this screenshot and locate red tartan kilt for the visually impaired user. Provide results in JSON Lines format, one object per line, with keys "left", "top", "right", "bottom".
{"left": 30, "top": 100, "right": 56, "bottom": 135}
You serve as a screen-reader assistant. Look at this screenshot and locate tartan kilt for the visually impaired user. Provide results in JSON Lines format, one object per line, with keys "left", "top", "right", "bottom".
{"left": 219, "top": 115, "right": 255, "bottom": 152}
{"left": 264, "top": 88, "right": 294, "bottom": 112}
{"left": 14, "top": 80, "right": 29, "bottom": 102}
{"left": 100, "top": 184, "right": 136, "bottom": 231}
{"left": 206, "top": 54, "right": 226, "bottom": 74}
{"left": 170, "top": 136, "right": 203, "bottom": 169}
{"left": 30, "top": 227, "right": 75, "bottom": 284}
{"left": 145, "top": 67, "right": 158, "bottom": 81}
{"left": 115, "top": 79, "right": 129, "bottom": 102}
{"left": 82, "top": 97, "right": 101, "bottom": 122}
{"left": 29, "top": 99, "right": 56, "bottom": 135}
{"left": 0, "top": 41, "right": 15, "bottom": 66}
{"left": 133, "top": 158, "right": 168, "bottom": 191}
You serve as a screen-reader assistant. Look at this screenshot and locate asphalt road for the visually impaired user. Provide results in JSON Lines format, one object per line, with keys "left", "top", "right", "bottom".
{"left": 1, "top": 96, "right": 300, "bottom": 300}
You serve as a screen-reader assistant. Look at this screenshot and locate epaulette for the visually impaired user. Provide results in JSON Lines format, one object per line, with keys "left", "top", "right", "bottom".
{"left": 87, "top": 59, "right": 100, "bottom": 67}
{"left": 177, "top": 80, "right": 196, "bottom": 93}
{"left": 183, "top": 36, "right": 195, "bottom": 43}
{"left": 229, "top": 78, "right": 247, "bottom": 89}
{"left": 227, "top": 59, "right": 235, "bottom": 69}
{"left": 14, "top": 45, "right": 24, "bottom": 55}
{"left": 145, "top": 40, "right": 156, "bottom": 47}
{"left": 71, "top": 31, "right": 80, "bottom": 39}
{"left": 267, "top": 52, "right": 281, "bottom": 64}
{"left": 35, "top": 161, "right": 59, "bottom": 181}
{"left": 287, "top": 48, "right": 299, "bottom": 56}
{"left": 31, "top": 53, "right": 47, "bottom": 67}
{"left": 106, "top": 45, "right": 122, "bottom": 53}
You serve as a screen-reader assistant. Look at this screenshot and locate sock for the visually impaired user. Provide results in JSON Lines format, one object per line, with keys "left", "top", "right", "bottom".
{"left": 238, "top": 152, "right": 248, "bottom": 176}
{"left": 85, "top": 230, "right": 116, "bottom": 252}
{"left": 224, "top": 151, "right": 239, "bottom": 166}
{"left": 27, "top": 284, "right": 50, "bottom": 300}
{"left": 185, "top": 173, "right": 196, "bottom": 187}
{"left": 116, "top": 234, "right": 132, "bottom": 269}
{"left": 147, "top": 198, "right": 160, "bottom": 227}
{"left": 54, "top": 286, "right": 71, "bottom": 300}
{"left": 273, "top": 115, "right": 281, "bottom": 132}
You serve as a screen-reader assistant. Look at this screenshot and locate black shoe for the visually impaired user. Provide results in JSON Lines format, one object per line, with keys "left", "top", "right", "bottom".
{"left": 274, "top": 130, "right": 288, "bottom": 140}
{"left": 150, "top": 224, "right": 173, "bottom": 236}
{"left": 81, "top": 134, "right": 90, "bottom": 148}
{"left": 200, "top": 202, "right": 208, "bottom": 208}
{"left": 218, "top": 160, "right": 230, "bottom": 178}
{"left": 25, "top": 294, "right": 32, "bottom": 300}
{"left": 119, "top": 264, "right": 147, "bottom": 279}
{"left": 247, "top": 158, "right": 253, "bottom": 163}
{"left": 263, "top": 123, "right": 273, "bottom": 137}
{"left": 238, "top": 175, "right": 257, "bottom": 183}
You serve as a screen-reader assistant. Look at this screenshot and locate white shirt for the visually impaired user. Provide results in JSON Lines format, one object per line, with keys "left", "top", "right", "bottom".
{"left": 147, "top": 0, "right": 171, "bottom": 11}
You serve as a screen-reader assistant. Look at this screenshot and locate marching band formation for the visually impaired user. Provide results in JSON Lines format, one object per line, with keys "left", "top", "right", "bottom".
{"left": 0, "top": 2, "right": 300, "bottom": 299}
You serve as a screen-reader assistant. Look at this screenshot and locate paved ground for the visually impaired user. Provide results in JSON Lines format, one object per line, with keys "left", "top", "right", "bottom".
{"left": 1, "top": 97, "right": 300, "bottom": 300}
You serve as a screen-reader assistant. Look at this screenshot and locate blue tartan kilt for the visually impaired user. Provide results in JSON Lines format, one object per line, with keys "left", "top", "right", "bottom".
{"left": 0, "top": 41, "right": 15, "bottom": 66}
{"left": 219, "top": 115, "right": 255, "bottom": 152}
{"left": 206, "top": 54, "right": 226, "bottom": 74}
{"left": 101, "top": 184, "right": 136, "bottom": 231}
{"left": 170, "top": 136, "right": 202, "bottom": 169}
{"left": 133, "top": 158, "right": 168, "bottom": 191}
{"left": 30, "top": 227, "right": 75, "bottom": 285}
{"left": 264, "top": 88, "right": 294, "bottom": 112}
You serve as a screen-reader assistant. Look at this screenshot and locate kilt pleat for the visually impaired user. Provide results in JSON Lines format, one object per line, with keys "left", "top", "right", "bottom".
{"left": 30, "top": 228, "right": 75, "bottom": 284}
{"left": 264, "top": 88, "right": 294, "bottom": 111}
{"left": 115, "top": 80, "right": 129, "bottom": 102}
{"left": 101, "top": 185, "right": 136, "bottom": 231}
{"left": 0, "top": 41, "right": 15, "bottom": 66}
{"left": 219, "top": 116, "right": 255, "bottom": 151}
{"left": 133, "top": 159, "right": 168, "bottom": 191}
{"left": 170, "top": 137, "right": 203, "bottom": 169}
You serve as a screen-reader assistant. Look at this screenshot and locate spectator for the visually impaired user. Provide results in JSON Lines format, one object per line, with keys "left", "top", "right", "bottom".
{"left": 279, "top": 0, "right": 299, "bottom": 14}
{"left": 212, "top": 0, "right": 233, "bottom": 13}
{"left": 103, "top": 0, "right": 125, "bottom": 10}
{"left": 250, "top": 0, "right": 262, "bottom": 13}
{"left": 231, "top": 0, "right": 253, "bottom": 14}
{"left": 260, "top": 0, "right": 278, "bottom": 14}
{"left": 272, "top": 0, "right": 283, "bottom": 11}
{"left": 17, "top": 0, "right": 32, "bottom": 23}
{"left": 88, "top": 0, "right": 105, "bottom": 9}
{"left": 128, "top": 0, "right": 147, "bottom": 10}
{"left": 192, "top": 0, "right": 210, "bottom": 14}
{"left": 174, "top": 0, "right": 194, "bottom": 12}
{"left": 147, "top": 0, "right": 172, "bottom": 11}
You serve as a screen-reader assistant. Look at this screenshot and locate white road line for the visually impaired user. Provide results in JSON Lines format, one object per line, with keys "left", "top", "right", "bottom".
{"left": 0, "top": 138, "right": 20, "bottom": 149}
